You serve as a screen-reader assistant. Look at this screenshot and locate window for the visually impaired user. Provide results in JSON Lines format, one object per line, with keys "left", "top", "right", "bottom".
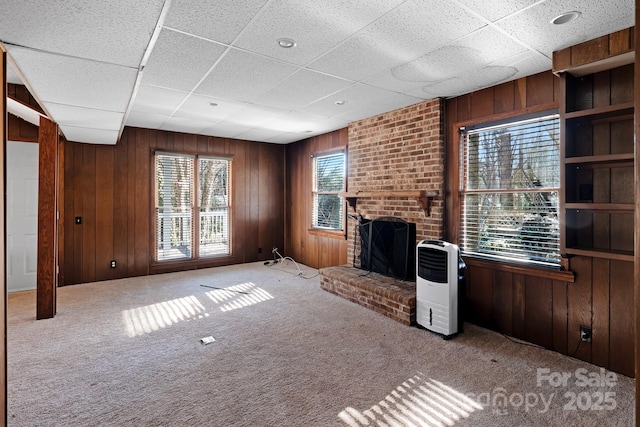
{"left": 459, "top": 113, "right": 560, "bottom": 266}
{"left": 155, "top": 152, "right": 231, "bottom": 262}
{"left": 312, "top": 151, "right": 346, "bottom": 231}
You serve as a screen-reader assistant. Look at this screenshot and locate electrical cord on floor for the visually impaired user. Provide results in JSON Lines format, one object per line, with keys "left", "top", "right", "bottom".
{"left": 264, "top": 248, "right": 320, "bottom": 279}
{"left": 501, "top": 333, "right": 546, "bottom": 350}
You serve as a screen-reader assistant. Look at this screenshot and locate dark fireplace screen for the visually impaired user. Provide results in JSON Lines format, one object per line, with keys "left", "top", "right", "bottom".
{"left": 358, "top": 217, "right": 416, "bottom": 281}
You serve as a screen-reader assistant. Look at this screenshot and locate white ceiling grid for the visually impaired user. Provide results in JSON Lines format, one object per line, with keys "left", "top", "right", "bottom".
{"left": 0, "top": 0, "right": 635, "bottom": 145}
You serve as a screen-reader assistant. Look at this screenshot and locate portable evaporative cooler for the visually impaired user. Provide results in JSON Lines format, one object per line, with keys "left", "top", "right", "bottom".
{"left": 416, "top": 240, "right": 465, "bottom": 339}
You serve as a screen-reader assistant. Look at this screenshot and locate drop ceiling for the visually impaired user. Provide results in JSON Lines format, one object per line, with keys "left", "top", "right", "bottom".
{"left": 0, "top": 0, "right": 635, "bottom": 145}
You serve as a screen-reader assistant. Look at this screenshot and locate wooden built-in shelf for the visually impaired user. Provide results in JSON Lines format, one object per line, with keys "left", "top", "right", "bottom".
{"left": 563, "top": 247, "right": 634, "bottom": 262}
{"left": 563, "top": 102, "right": 634, "bottom": 119}
{"left": 564, "top": 153, "right": 634, "bottom": 165}
{"left": 565, "top": 203, "right": 634, "bottom": 212}
{"left": 339, "top": 190, "right": 439, "bottom": 216}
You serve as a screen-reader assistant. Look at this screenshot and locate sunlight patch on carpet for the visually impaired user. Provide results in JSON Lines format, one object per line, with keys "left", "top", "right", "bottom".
{"left": 204, "top": 282, "right": 274, "bottom": 312}
{"left": 122, "top": 295, "right": 208, "bottom": 337}
{"left": 338, "top": 373, "right": 483, "bottom": 426}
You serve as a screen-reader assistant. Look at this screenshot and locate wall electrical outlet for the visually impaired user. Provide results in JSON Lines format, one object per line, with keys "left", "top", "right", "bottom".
{"left": 110, "top": 260, "right": 116, "bottom": 268}
{"left": 580, "top": 325, "right": 592, "bottom": 342}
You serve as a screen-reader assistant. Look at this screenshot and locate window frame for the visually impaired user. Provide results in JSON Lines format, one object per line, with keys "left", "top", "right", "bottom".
{"left": 458, "top": 111, "right": 561, "bottom": 268}
{"left": 309, "top": 148, "right": 347, "bottom": 238}
{"left": 153, "top": 151, "right": 232, "bottom": 263}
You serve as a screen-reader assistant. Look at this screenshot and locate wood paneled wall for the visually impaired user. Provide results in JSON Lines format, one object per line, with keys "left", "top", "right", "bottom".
{"left": 446, "top": 71, "right": 634, "bottom": 377}
{"left": 62, "top": 127, "right": 285, "bottom": 285}
{"left": 285, "top": 129, "right": 348, "bottom": 269}
{"left": 7, "top": 84, "right": 40, "bottom": 142}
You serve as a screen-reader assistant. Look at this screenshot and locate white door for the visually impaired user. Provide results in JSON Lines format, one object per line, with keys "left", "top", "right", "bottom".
{"left": 7, "top": 141, "right": 39, "bottom": 292}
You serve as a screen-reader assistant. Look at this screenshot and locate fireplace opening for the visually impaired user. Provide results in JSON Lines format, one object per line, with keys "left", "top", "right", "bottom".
{"left": 358, "top": 216, "right": 416, "bottom": 281}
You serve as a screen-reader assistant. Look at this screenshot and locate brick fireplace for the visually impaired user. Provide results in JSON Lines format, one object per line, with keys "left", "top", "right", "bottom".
{"left": 320, "top": 98, "right": 446, "bottom": 324}
{"left": 346, "top": 97, "right": 446, "bottom": 264}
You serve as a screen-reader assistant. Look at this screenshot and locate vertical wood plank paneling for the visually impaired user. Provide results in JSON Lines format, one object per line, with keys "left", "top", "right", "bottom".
{"left": 591, "top": 258, "right": 610, "bottom": 368}
{"left": 231, "top": 140, "right": 247, "bottom": 261}
{"left": 552, "top": 280, "right": 568, "bottom": 354}
{"left": 247, "top": 141, "right": 260, "bottom": 262}
{"left": 113, "top": 135, "right": 129, "bottom": 279}
{"left": 62, "top": 127, "right": 285, "bottom": 282}
{"left": 95, "top": 146, "right": 114, "bottom": 281}
{"left": 127, "top": 131, "right": 137, "bottom": 273}
{"left": 36, "top": 117, "right": 58, "bottom": 319}
{"left": 493, "top": 82, "right": 515, "bottom": 114}
{"left": 63, "top": 143, "right": 78, "bottom": 285}
{"left": 470, "top": 87, "right": 494, "bottom": 119}
{"left": 285, "top": 129, "right": 348, "bottom": 269}
{"left": 134, "top": 130, "right": 150, "bottom": 276}
{"left": 512, "top": 273, "right": 526, "bottom": 339}
{"left": 524, "top": 276, "right": 553, "bottom": 348}
{"left": 466, "top": 266, "right": 493, "bottom": 326}
{"left": 57, "top": 140, "right": 65, "bottom": 286}
{"left": 492, "top": 271, "right": 513, "bottom": 334}
{"left": 81, "top": 144, "right": 96, "bottom": 283}
{"left": 567, "top": 256, "right": 593, "bottom": 362}
{"left": 609, "top": 260, "right": 634, "bottom": 377}
{"left": 526, "top": 72, "right": 555, "bottom": 107}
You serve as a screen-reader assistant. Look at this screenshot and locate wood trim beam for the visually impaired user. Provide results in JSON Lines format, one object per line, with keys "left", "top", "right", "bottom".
{"left": 1, "top": 47, "right": 8, "bottom": 426}
{"left": 36, "top": 116, "right": 58, "bottom": 319}
{"left": 634, "top": 4, "right": 640, "bottom": 424}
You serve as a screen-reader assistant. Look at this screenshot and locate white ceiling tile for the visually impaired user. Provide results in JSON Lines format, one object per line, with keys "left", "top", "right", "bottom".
{"left": 200, "top": 122, "right": 244, "bottom": 139}
{"left": 60, "top": 126, "right": 119, "bottom": 145}
{"left": 44, "top": 103, "right": 123, "bottom": 130}
{"left": 195, "top": 49, "right": 298, "bottom": 101}
{"left": 131, "top": 85, "right": 189, "bottom": 116}
{"left": 8, "top": 46, "right": 137, "bottom": 112}
{"left": 356, "top": 0, "right": 487, "bottom": 60}
{"left": 173, "top": 93, "right": 245, "bottom": 121}
{"left": 233, "top": 128, "right": 293, "bottom": 142}
{"left": 253, "top": 69, "right": 352, "bottom": 110}
{"left": 126, "top": 111, "right": 169, "bottom": 130}
{"left": 234, "top": 0, "right": 406, "bottom": 65}
{"left": 0, "top": 0, "right": 165, "bottom": 67}
{"left": 222, "top": 103, "right": 289, "bottom": 128}
{"left": 496, "top": 0, "right": 634, "bottom": 55}
{"left": 308, "top": 32, "right": 415, "bottom": 82}
{"left": 262, "top": 133, "right": 305, "bottom": 144}
{"left": 164, "top": 0, "right": 268, "bottom": 44}
{"left": 160, "top": 116, "right": 213, "bottom": 135}
{"left": 141, "top": 28, "right": 227, "bottom": 91}
{"left": 390, "top": 27, "right": 528, "bottom": 84}
{"left": 301, "top": 84, "right": 421, "bottom": 118}
{"left": 454, "top": 0, "right": 539, "bottom": 22}
{"left": 6, "top": 61, "right": 22, "bottom": 84}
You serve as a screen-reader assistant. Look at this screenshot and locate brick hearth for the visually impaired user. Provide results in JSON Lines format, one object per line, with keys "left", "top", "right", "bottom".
{"left": 320, "top": 265, "right": 416, "bottom": 326}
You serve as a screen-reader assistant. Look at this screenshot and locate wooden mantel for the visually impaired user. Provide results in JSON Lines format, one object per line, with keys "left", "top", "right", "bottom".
{"left": 339, "top": 190, "right": 439, "bottom": 216}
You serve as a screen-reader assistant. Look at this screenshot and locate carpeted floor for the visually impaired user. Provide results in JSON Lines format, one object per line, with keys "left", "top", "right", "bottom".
{"left": 7, "top": 261, "right": 635, "bottom": 426}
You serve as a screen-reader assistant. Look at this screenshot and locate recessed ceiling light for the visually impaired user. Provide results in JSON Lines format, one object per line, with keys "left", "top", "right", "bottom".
{"left": 277, "top": 38, "right": 296, "bottom": 48}
{"left": 335, "top": 100, "right": 347, "bottom": 105}
{"left": 551, "top": 11, "right": 581, "bottom": 25}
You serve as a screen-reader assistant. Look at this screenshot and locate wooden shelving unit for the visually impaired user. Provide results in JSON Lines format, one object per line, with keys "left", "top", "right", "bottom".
{"left": 339, "top": 190, "right": 439, "bottom": 216}
{"left": 560, "top": 62, "right": 635, "bottom": 261}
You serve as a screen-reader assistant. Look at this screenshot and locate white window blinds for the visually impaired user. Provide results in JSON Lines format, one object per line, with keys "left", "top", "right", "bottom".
{"left": 312, "top": 152, "right": 345, "bottom": 230}
{"left": 155, "top": 152, "right": 232, "bottom": 262}
{"left": 198, "top": 157, "right": 231, "bottom": 257}
{"left": 156, "top": 153, "right": 194, "bottom": 261}
{"left": 460, "top": 114, "right": 560, "bottom": 266}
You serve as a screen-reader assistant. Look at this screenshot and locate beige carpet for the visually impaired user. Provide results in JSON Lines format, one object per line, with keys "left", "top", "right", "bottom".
{"left": 7, "top": 261, "right": 635, "bottom": 426}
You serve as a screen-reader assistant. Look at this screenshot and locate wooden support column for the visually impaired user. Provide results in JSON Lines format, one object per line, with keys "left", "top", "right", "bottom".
{"left": 36, "top": 116, "right": 58, "bottom": 319}
{"left": 0, "top": 47, "right": 8, "bottom": 426}
{"left": 635, "top": 5, "right": 640, "bottom": 426}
